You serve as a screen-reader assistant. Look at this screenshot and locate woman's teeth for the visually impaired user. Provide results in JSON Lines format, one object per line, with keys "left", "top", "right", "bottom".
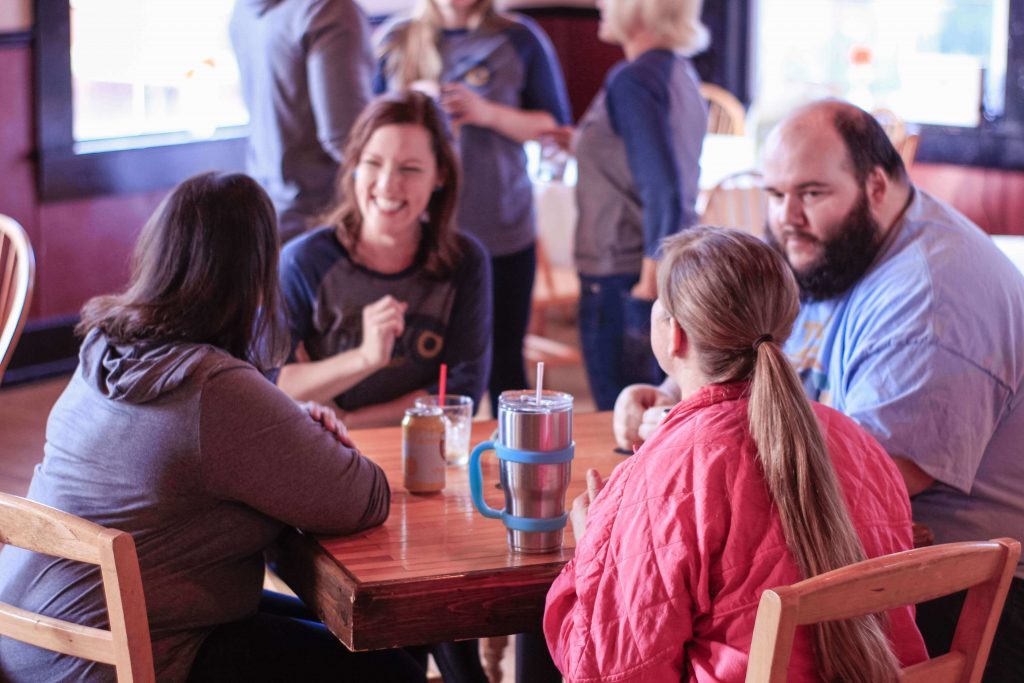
{"left": 374, "top": 198, "right": 405, "bottom": 212}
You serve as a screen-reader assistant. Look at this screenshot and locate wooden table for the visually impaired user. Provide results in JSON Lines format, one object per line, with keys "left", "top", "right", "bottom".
{"left": 274, "top": 410, "right": 624, "bottom": 651}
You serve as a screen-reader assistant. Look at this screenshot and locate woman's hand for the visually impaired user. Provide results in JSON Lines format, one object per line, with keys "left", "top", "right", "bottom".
{"left": 539, "top": 126, "right": 575, "bottom": 153}
{"left": 301, "top": 401, "right": 357, "bottom": 449}
{"left": 358, "top": 295, "right": 407, "bottom": 371}
{"left": 570, "top": 469, "right": 606, "bottom": 542}
{"left": 629, "top": 257, "right": 659, "bottom": 300}
{"left": 440, "top": 82, "right": 493, "bottom": 128}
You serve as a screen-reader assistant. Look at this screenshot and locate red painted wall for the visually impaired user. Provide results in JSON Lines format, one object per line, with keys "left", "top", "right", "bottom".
{"left": 0, "top": 43, "right": 164, "bottom": 324}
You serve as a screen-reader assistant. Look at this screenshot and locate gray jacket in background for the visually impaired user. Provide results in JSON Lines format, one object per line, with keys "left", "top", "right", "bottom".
{"left": 231, "top": 0, "right": 374, "bottom": 241}
{"left": 0, "top": 331, "right": 390, "bottom": 682}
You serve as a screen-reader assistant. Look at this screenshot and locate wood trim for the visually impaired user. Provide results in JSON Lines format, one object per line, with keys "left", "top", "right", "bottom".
{"left": 0, "top": 31, "right": 31, "bottom": 48}
{"left": 1, "top": 315, "right": 79, "bottom": 387}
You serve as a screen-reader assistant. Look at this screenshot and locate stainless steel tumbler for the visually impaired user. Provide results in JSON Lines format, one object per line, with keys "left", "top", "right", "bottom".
{"left": 466, "top": 390, "right": 573, "bottom": 553}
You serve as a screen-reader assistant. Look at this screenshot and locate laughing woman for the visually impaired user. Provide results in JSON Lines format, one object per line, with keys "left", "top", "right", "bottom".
{"left": 276, "top": 91, "right": 492, "bottom": 428}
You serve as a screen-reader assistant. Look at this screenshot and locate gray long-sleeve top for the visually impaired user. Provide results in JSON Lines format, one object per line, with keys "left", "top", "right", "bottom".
{"left": 231, "top": 0, "right": 374, "bottom": 240}
{"left": 0, "top": 331, "right": 390, "bottom": 682}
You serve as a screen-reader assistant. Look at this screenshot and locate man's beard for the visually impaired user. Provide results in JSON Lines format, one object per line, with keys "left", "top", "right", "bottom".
{"left": 766, "top": 192, "right": 883, "bottom": 301}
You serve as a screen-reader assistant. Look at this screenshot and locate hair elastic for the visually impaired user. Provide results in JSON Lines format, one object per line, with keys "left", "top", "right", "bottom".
{"left": 753, "top": 334, "right": 773, "bottom": 351}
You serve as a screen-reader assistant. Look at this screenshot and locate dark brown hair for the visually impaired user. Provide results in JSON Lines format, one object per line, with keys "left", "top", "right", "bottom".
{"left": 78, "top": 172, "right": 288, "bottom": 372}
{"left": 658, "top": 226, "right": 899, "bottom": 683}
{"left": 321, "top": 90, "right": 462, "bottom": 278}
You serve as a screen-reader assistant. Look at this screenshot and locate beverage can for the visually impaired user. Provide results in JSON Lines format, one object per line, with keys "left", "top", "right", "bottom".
{"left": 402, "top": 406, "right": 446, "bottom": 493}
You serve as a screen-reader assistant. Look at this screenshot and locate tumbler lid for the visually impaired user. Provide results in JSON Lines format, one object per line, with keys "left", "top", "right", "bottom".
{"left": 498, "top": 390, "right": 573, "bottom": 414}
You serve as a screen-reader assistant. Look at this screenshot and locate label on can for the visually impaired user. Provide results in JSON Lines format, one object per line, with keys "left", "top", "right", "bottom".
{"left": 402, "top": 407, "right": 446, "bottom": 493}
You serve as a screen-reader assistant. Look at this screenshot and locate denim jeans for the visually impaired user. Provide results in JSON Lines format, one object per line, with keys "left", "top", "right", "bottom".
{"left": 578, "top": 273, "right": 664, "bottom": 411}
{"left": 916, "top": 576, "right": 1023, "bottom": 682}
{"left": 489, "top": 245, "right": 536, "bottom": 411}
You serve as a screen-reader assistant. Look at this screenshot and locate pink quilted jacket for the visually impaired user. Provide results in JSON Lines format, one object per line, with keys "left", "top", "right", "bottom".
{"left": 544, "top": 383, "right": 927, "bottom": 682}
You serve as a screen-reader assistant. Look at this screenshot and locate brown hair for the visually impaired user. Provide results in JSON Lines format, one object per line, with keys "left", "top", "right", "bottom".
{"left": 657, "top": 227, "right": 899, "bottom": 683}
{"left": 378, "top": 0, "right": 514, "bottom": 88}
{"left": 77, "top": 172, "right": 288, "bottom": 372}
{"left": 321, "top": 90, "right": 462, "bottom": 278}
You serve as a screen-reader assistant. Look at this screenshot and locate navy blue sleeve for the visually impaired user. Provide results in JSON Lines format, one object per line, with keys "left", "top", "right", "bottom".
{"left": 507, "top": 17, "right": 572, "bottom": 124}
{"left": 371, "top": 56, "right": 388, "bottom": 95}
{"left": 435, "top": 236, "right": 493, "bottom": 407}
{"left": 606, "top": 59, "right": 683, "bottom": 258}
{"left": 278, "top": 237, "right": 320, "bottom": 364}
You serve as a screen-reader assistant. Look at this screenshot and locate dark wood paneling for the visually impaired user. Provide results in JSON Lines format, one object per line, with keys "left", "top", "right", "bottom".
{"left": 912, "top": 163, "right": 1024, "bottom": 236}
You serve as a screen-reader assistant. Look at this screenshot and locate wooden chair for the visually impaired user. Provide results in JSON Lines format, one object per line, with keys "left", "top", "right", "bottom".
{"left": 0, "top": 214, "right": 35, "bottom": 385}
{"left": 746, "top": 538, "right": 1021, "bottom": 683}
{"left": 700, "top": 170, "right": 767, "bottom": 238}
{"left": 524, "top": 239, "right": 582, "bottom": 370}
{"left": 872, "top": 108, "right": 921, "bottom": 171}
{"left": 700, "top": 83, "right": 746, "bottom": 136}
{"left": 0, "top": 492, "right": 154, "bottom": 682}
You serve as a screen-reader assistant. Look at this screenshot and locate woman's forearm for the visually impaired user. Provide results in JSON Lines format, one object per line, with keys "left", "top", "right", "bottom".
{"left": 277, "top": 349, "right": 379, "bottom": 404}
{"left": 481, "top": 102, "right": 558, "bottom": 144}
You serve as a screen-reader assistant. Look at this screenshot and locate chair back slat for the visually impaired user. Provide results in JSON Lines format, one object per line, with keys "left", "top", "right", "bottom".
{"left": 699, "top": 83, "right": 746, "bottom": 136}
{"left": 701, "top": 171, "right": 767, "bottom": 237}
{"left": 0, "top": 601, "right": 117, "bottom": 664}
{"left": 0, "top": 492, "right": 155, "bottom": 682}
{"left": 746, "top": 538, "right": 1020, "bottom": 683}
{"left": 0, "top": 214, "right": 35, "bottom": 384}
{"left": 787, "top": 542, "right": 1008, "bottom": 623}
{"left": 0, "top": 495, "right": 106, "bottom": 564}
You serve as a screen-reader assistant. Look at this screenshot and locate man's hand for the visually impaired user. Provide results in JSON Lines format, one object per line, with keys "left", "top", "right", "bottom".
{"left": 358, "top": 295, "right": 407, "bottom": 371}
{"left": 613, "top": 383, "right": 676, "bottom": 450}
{"left": 539, "top": 126, "right": 575, "bottom": 153}
{"left": 570, "top": 469, "right": 605, "bottom": 542}
{"left": 301, "top": 401, "right": 357, "bottom": 449}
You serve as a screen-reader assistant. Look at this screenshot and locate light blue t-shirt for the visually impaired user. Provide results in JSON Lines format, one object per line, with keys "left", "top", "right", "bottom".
{"left": 786, "top": 188, "right": 1024, "bottom": 577}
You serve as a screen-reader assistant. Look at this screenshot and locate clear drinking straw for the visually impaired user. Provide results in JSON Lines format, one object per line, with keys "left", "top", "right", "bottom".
{"left": 535, "top": 362, "right": 545, "bottom": 404}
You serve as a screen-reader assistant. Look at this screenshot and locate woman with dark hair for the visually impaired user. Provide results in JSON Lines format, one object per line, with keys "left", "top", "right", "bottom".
{"left": 544, "top": 227, "right": 927, "bottom": 682}
{"left": 277, "top": 90, "right": 492, "bottom": 428}
{"left": 0, "top": 172, "right": 425, "bottom": 682}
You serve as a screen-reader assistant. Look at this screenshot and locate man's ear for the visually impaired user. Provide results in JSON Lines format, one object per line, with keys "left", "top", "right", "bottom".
{"left": 865, "top": 166, "right": 889, "bottom": 207}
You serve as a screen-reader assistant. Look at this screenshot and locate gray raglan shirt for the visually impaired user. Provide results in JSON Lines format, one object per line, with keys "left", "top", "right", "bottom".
{"left": 0, "top": 331, "right": 390, "bottom": 682}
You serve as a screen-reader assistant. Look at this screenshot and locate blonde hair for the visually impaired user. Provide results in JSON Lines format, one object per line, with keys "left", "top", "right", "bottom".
{"left": 379, "top": 0, "right": 514, "bottom": 88}
{"left": 657, "top": 227, "right": 899, "bottom": 683}
{"left": 599, "top": 0, "right": 709, "bottom": 55}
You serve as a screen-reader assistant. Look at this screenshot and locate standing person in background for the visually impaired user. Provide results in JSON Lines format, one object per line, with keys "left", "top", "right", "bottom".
{"left": 561, "top": 0, "right": 708, "bottom": 411}
{"left": 373, "top": 0, "right": 571, "bottom": 412}
{"left": 231, "top": 0, "right": 374, "bottom": 242}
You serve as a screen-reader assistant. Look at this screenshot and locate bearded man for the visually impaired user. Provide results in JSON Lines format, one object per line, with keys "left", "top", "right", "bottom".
{"left": 613, "top": 100, "right": 1024, "bottom": 680}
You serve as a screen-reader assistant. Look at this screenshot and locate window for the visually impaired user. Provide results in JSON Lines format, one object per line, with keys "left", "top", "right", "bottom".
{"left": 754, "top": 0, "right": 1009, "bottom": 129}
{"left": 749, "top": 0, "right": 1024, "bottom": 168}
{"left": 71, "top": 0, "right": 247, "bottom": 146}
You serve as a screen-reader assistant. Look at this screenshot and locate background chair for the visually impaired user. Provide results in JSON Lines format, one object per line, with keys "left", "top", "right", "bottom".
{"left": 0, "top": 492, "right": 154, "bottom": 682}
{"left": 700, "top": 83, "right": 746, "bottom": 136}
{"left": 872, "top": 107, "right": 921, "bottom": 171}
{"left": 0, "top": 215, "right": 36, "bottom": 385}
{"left": 746, "top": 538, "right": 1021, "bottom": 683}
{"left": 700, "top": 170, "right": 767, "bottom": 237}
{"left": 524, "top": 239, "right": 582, "bottom": 371}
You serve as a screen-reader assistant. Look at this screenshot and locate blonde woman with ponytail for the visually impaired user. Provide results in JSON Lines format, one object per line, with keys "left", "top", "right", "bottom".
{"left": 544, "top": 227, "right": 927, "bottom": 682}
{"left": 373, "top": 0, "right": 571, "bottom": 412}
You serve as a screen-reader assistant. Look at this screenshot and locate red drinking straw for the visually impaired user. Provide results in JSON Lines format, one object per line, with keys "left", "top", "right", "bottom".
{"left": 438, "top": 363, "right": 448, "bottom": 406}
